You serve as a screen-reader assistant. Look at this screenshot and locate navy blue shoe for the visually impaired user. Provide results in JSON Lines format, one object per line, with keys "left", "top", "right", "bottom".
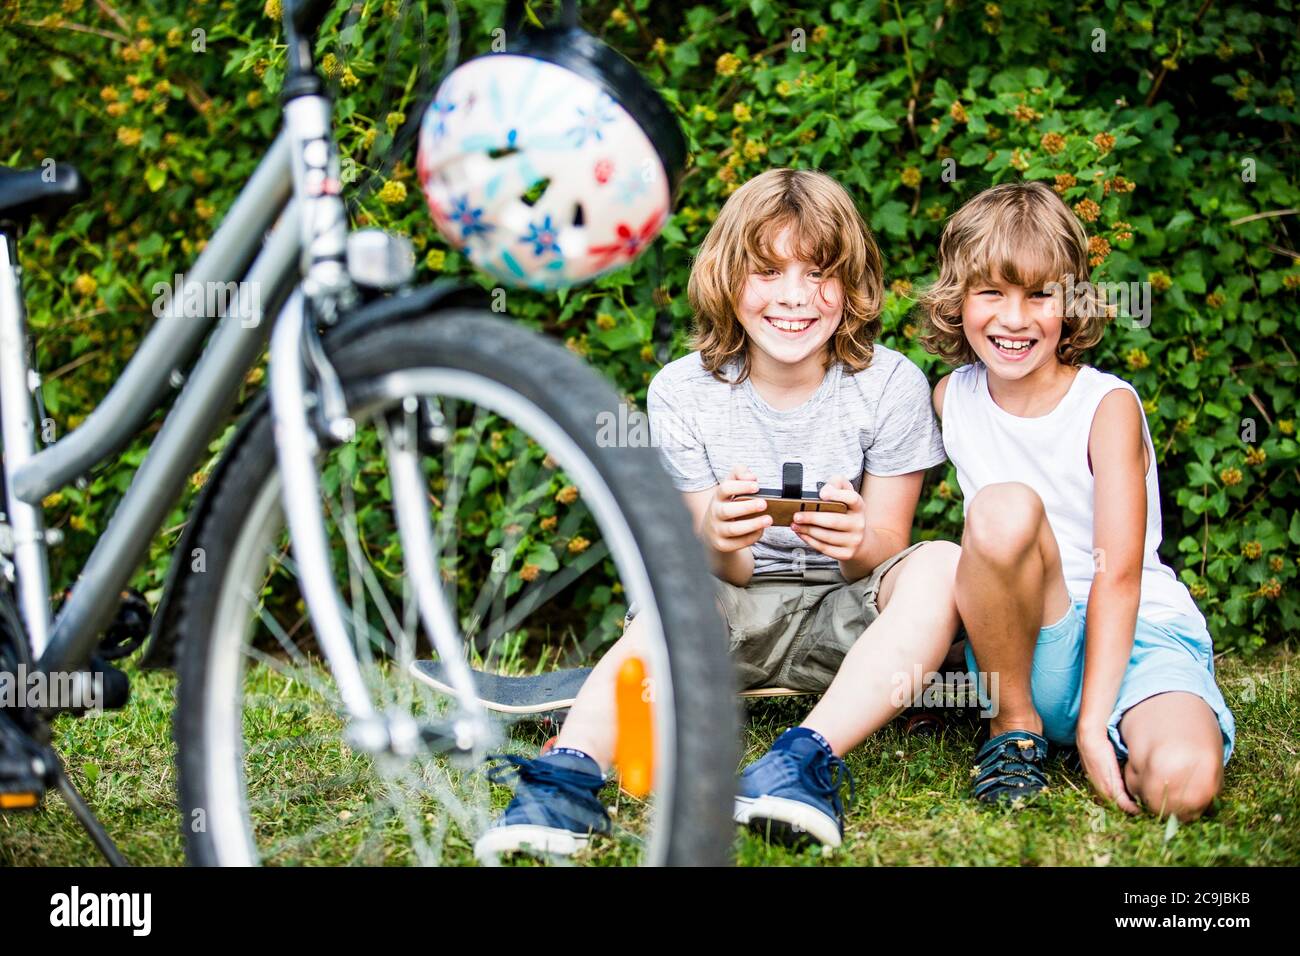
{"left": 475, "top": 751, "right": 610, "bottom": 861}
{"left": 971, "top": 730, "right": 1049, "bottom": 805}
{"left": 733, "top": 730, "right": 855, "bottom": 848}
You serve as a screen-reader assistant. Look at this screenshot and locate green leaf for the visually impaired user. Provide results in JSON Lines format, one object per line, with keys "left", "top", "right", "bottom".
{"left": 145, "top": 166, "right": 167, "bottom": 193}
{"left": 525, "top": 546, "right": 559, "bottom": 573}
{"left": 468, "top": 466, "right": 492, "bottom": 497}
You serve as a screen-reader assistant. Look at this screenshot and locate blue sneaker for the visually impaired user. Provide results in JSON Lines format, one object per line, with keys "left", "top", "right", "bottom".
{"left": 733, "top": 729, "right": 855, "bottom": 848}
{"left": 474, "top": 750, "right": 611, "bottom": 861}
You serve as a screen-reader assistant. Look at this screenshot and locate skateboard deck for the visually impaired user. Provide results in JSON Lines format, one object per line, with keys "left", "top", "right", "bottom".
{"left": 410, "top": 660, "right": 809, "bottom": 714}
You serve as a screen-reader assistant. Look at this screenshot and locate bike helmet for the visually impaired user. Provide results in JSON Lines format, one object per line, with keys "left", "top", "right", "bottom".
{"left": 416, "top": 1, "right": 686, "bottom": 289}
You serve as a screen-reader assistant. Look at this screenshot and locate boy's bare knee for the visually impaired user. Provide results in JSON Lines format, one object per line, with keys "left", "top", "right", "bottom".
{"left": 1136, "top": 743, "right": 1223, "bottom": 821}
{"left": 964, "top": 483, "right": 1042, "bottom": 565}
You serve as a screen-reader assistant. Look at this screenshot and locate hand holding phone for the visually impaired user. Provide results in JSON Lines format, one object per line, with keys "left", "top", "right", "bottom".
{"left": 700, "top": 464, "right": 773, "bottom": 554}
{"left": 733, "top": 462, "right": 849, "bottom": 527}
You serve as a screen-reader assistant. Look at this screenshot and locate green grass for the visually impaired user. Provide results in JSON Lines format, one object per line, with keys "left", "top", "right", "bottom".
{"left": 2, "top": 646, "right": 1297, "bottom": 866}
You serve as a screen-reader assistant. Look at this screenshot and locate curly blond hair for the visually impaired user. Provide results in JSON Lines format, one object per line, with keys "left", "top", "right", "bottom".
{"left": 918, "top": 180, "right": 1110, "bottom": 367}
{"left": 687, "top": 168, "right": 884, "bottom": 384}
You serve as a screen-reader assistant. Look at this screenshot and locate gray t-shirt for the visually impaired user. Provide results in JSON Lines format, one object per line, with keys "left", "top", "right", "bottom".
{"left": 646, "top": 345, "right": 947, "bottom": 575}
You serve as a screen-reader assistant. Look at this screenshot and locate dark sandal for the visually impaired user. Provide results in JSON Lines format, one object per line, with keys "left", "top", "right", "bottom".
{"left": 971, "top": 730, "right": 1049, "bottom": 804}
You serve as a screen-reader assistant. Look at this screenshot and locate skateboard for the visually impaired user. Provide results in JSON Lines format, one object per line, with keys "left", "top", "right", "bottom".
{"left": 409, "top": 660, "right": 810, "bottom": 715}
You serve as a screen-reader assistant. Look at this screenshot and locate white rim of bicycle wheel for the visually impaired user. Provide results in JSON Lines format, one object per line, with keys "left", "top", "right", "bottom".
{"left": 201, "top": 367, "right": 677, "bottom": 866}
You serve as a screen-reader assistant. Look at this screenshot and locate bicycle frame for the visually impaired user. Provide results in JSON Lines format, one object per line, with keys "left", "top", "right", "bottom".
{"left": 0, "top": 133, "right": 300, "bottom": 684}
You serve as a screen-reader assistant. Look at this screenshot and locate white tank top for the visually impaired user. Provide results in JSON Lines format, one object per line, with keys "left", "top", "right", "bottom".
{"left": 941, "top": 363, "right": 1204, "bottom": 625}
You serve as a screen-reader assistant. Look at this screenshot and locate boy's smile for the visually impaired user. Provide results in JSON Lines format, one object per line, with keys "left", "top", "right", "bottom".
{"left": 737, "top": 227, "right": 843, "bottom": 379}
{"left": 962, "top": 274, "right": 1062, "bottom": 380}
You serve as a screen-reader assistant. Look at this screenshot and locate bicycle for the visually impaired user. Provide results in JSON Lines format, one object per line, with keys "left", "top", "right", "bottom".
{"left": 0, "top": 0, "right": 737, "bottom": 866}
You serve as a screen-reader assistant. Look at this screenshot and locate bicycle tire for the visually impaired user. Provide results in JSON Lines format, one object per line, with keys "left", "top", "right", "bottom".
{"left": 172, "top": 308, "right": 739, "bottom": 866}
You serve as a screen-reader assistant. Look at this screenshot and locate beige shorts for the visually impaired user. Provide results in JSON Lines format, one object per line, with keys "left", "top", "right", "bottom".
{"left": 714, "top": 541, "right": 929, "bottom": 693}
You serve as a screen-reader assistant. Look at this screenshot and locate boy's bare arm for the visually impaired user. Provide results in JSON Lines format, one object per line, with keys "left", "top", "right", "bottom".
{"left": 835, "top": 471, "right": 924, "bottom": 582}
{"left": 1078, "top": 388, "right": 1148, "bottom": 812}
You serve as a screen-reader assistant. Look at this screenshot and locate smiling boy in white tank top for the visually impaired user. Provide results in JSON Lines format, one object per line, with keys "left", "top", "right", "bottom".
{"left": 919, "top": 181, "right": 1233, "bottom": 820}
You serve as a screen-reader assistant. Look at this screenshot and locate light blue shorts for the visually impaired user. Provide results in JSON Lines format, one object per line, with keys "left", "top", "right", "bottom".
{"left": 964, "top": 601, "right": 1235, "bottom": 764}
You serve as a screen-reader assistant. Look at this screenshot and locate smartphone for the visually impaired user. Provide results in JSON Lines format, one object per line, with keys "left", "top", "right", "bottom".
{"left": 735, "top": 492, "right": 848, "bottom": 527}
{"left": 734, "top": 462, "right": 847, "bottom": 528}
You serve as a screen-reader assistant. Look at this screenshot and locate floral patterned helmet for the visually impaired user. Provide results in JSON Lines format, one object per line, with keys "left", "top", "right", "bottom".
{"left": 417, "top": 9, "right": 686, "bottom": 290}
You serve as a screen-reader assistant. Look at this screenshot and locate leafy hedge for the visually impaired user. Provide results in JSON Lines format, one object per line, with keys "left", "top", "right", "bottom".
{"left": 1, "top": 0, "right": 1296, "bottom": 656}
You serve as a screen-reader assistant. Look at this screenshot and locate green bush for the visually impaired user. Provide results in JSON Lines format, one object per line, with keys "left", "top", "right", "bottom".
{"left": 1, "top": 0, "right": 1296, "bottom": 656}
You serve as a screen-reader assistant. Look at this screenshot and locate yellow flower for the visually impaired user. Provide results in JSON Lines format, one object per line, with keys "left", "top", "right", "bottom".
{"left": 1219, "top": 466, "right": 1243, "bottom": 486}
{"left": 1245, "top": 446, "right": 1267, "bottom": 466}
{"left": 43, "top": 492, "right": 65, "bottom": 509}
{"left": 812, "top": 25, "right": 830, "bottom": 43}
{"left": 776, "top": 80, "right": 793, "bottom": 97}
{"left": 555, "top": 485, "right": 579, "bottom": 505}
{"left": 133, "top": 84, "right": 150, "bottom": 103}
{"left": 540, "top": 515, "right": 558, "bottom": 532}
{"left": 377, "top": 179, "right": 407, "bottom": 204}
{"left": 246, "top": 90, "right": 263, "bottom": 108}
{"left": 386, "top": 111, "right": 405, "bottom": 132}
{"left": 640, "top": 345, "right": 656, "bottom": 363}
{"left": 1148, "top": 271, "right": 1172, "bottom": 292}
{"left": 1278, "top": 419, "right": 1294, "bottom": 435}
{"left": 1088, "top": 235, "right": 1110, "bottom": 267}
{"left": 652, "top": 38, "right": 667, "bottom": 57}
{"left": 341, "top": 67, "right": 360, "bottom": 89}
{"left": 362, "top": 127, "right": 379, "bottom": 151}
{"left": 568, "top": 535, "right": 590, "bottom": 554}
{"left": 72, "top": 274, "right": 97, "bottom": 298}
{"left": 1073, "top": 198, "right": 1100, "bottom": 222}
{"left": 1242, "top": 540, "right": 1263, "bottom": 560}
{"left": 1053, "top": 173, "right": 1076, "bottom": 193}
{"left": 1040, "top": 131, "right": 1066, "bottom": 155}
{"left": 264, "top": 0, "right": 282, "bottom": 21}
{"left": 1011, "top": 104, "right": 1040, "bottom": 123}
{"left": 1093, "top": 131, "right": 1116, "bottom": 153}
{"left": 520, "top": 563, "right": 541, "bottom": 582}
{"left": 949, "top": 101, "right": 968, "bottom": 123}
{"left": 195, "top": 199, "right": 215, "bottom": 220}
{"left": 891, "top": 278, "right": 913, "bottom": 298}
{"left": 742, "top": 139, "right": 766, "bottom": 161}
{"left": 69, "top": 514, "right": 87, "bottom": 532}
{"left": 901, "top": 166, "right": 921, "bottom": 188}
{"left": 716, "top": 52, "right": 742, "bottom": 77}
{"left": 424, "top": 248, "right": 446, "bottom": 271}
{"left": 732, "top": 102, "right": 752, "bottom": 123}
{"left": 99, "top": 85, "right": 118, "bottom": 102}
{"left": 117, "top": 126, "right": 142, "bottom": 147}
{"left": 106, "top": 102, "right": 127, "bottom": 118}
{"left": 1124, "top": 348, "right": 1149, "bottom": 370}
{"left": 609, "top": 8, "right": 629, "bottom": 27}
{"left": 595, "top": 312, "right": 616, "bottom": 331}
{"left": 167, "top": 26, "right": 183, "bottom": 47}
{"left": 1205, "top": 291, "right": 1225, "bottom": 308}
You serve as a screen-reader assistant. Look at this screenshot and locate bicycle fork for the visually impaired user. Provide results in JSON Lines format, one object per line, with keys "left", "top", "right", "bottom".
{"left": 267, "top": 292, "right": 494, "bottom": 760}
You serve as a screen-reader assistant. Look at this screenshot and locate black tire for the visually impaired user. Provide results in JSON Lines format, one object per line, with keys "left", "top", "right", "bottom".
{"left": 173, "top": 309, "right": 739, "bottom": 866}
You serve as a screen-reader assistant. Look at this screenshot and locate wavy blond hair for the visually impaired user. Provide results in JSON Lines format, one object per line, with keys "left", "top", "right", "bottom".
{"left": 687, "top": 168, "right": 884, "bottom": 384}
{"left": 918, "top": 180, "right": 1110, "bottom": 367}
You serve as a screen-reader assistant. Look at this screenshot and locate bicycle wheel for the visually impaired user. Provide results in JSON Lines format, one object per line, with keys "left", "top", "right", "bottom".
{"left": 172, "top": 308, "right": 738, "bottom": 866}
